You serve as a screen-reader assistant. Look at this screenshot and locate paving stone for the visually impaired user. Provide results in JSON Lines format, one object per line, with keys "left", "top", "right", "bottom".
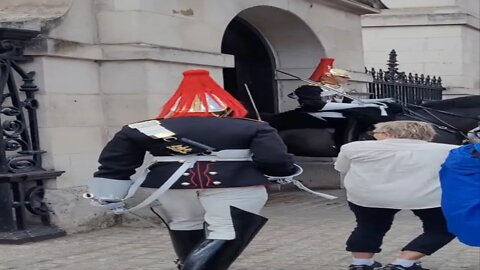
{"left": 0, "top": 190, "right": 478, "bottom": 270}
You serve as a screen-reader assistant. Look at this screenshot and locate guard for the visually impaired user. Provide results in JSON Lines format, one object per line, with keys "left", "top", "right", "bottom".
{"left": 86, "top": 69, "right": 299, "bottom": 270}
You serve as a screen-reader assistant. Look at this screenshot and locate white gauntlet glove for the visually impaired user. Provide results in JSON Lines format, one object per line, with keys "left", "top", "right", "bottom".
{"left": 83, "top": 178, "right": 132, "bottom": 213}
{"left": 265, "top": 164, "right": 338, "bottom": 200}
{"left": 265, "top": 164, "right": 303, "bottom": 184}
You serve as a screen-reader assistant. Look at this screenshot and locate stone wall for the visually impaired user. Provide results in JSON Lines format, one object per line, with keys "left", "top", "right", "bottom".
{"left": 382, "top": 0, "right": 457, "bottom": 8}
{"left": 362, "top": 0, "right": 480, "bottom": 96}
{"left": 0, "top": 0, "right": 72, "bottom": 22}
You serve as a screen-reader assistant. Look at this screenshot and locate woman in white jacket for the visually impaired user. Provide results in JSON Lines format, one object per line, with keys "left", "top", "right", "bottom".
{"left": 335, "top": 121, "right": 457, "bottom": 270}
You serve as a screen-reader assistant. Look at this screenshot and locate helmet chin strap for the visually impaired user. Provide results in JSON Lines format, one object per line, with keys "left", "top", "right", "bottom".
{"left": 215, "top": 108, "right": 233, "bottom": 117}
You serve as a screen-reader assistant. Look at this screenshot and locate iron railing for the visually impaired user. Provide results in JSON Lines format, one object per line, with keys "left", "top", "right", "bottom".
{"left": 366, "top": 50, "right": 444, "bottom": 105}
{"left": 0, "top": 28, "right": 64, "bottom": 244}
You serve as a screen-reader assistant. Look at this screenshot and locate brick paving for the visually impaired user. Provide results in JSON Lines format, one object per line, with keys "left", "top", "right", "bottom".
{"left": 0, "top": 190, "right": 479, "bottom": 270}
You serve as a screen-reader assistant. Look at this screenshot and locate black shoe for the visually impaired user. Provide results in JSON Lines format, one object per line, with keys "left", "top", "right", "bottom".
{"left": 380, "top": 262, "right": 429, "bottom": 270}
{"left": 348, "top": 261, "right": 382, "bottom": 270}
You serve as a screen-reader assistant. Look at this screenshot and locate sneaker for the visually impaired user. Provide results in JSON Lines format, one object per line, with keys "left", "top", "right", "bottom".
{"left": 380, "top": 262, "right": 429, "bottom": 270}
{"left": 349, "top": 261, "right": 383, "bottom": 270}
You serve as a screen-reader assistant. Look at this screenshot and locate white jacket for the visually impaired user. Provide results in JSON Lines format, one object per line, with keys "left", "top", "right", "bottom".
{"left": 335, "top": 139, "right": 458, "bottom": 209}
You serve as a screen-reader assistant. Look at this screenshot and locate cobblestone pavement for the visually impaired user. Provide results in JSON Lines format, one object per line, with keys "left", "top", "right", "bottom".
{"left": 1, "top": 190, "right": 479, "bottom": 270}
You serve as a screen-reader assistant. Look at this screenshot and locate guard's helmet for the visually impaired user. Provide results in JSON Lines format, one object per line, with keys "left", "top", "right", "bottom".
{"left": 157, "top": 70, "right": 247, "bottom": 118}
{"left": 310, "top": 58, "right": 335, "bottom": 81}
{"left": 329, "top": 68, "right": 351, "bottom": 79}
{"left": 308, "top": 58, "right": 351, "bottom": 93}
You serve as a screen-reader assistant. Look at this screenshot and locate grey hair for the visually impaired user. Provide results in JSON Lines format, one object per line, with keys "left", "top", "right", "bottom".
{"left": 374, "top": 121, "right": 437, "bottom": 141}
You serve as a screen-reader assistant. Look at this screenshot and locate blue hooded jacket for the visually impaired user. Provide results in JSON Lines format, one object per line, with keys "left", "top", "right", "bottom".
{"left": 440, "top": 144, "right": 480, "bottom": 247}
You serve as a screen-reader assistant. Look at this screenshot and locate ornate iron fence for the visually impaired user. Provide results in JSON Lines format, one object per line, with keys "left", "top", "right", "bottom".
{"left": 366, "top": 50, "right": 444, "bottom": 105}
{"left": 0, "top": 28, "right": 64, "bottom": 244}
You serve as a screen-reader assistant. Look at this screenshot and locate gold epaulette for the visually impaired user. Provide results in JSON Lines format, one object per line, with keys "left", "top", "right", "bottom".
{"left": 128, "top": 119, "right": 176, "bottom": 139}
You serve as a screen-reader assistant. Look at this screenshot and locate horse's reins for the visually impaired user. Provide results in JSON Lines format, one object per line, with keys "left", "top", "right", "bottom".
{"left": 408, "top": 103, "right": 480, "bottom": 121}
{"left": 401, "top": 102, "right": 479, "bottom": 140}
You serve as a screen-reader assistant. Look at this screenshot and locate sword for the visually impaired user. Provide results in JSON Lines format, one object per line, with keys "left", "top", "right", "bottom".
{"left": 244, "top": 83, "right": 262, "bottom": 121}
{"left": 276, "top": 69, "right": 367, "bottom": 105}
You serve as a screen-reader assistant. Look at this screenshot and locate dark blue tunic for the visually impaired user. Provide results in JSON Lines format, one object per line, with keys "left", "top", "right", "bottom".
{"left": 94, "top": 116, "right": 296, "bottom": 189}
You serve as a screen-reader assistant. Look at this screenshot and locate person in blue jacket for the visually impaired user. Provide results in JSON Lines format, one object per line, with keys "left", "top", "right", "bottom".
{"left": 439, "top": 125, "right": 480, "bottom": 247}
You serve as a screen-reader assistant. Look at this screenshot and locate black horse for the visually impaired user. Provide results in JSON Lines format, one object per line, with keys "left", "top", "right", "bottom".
{"left": 265, "top": 96, "right": 480, "bottom": 157}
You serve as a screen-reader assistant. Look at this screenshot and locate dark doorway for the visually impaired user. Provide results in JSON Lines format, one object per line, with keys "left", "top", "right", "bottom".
{"left": 221, "top": 18, "right": 277, "bottom": 117}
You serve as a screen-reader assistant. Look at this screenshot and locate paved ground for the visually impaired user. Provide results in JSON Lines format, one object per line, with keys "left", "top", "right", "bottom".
{"left": 1, "top": 190, "right": 479, "bottom": 270}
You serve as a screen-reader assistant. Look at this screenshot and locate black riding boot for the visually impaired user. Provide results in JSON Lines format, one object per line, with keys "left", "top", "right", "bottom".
{"left": 168, "top": 229, "right": 205, "bottom": 269}
{"left": 182, "top": 206, "right": 268, "bottom": 270}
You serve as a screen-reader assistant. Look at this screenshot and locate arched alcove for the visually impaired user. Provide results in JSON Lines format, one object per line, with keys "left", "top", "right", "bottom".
{"left": 221, "top": 6, "right": 326, "bottom": 113}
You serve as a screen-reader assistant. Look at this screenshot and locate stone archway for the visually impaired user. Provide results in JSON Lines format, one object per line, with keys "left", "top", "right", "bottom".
{"left": 221, "top": 17, "right": 276, "bottom": 117}
{"left": 221, "top": 6, "right": 326, "bottom": 114}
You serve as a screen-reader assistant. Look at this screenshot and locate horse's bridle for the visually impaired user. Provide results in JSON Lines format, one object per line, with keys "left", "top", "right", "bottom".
{"left": 400, "top": 103, "right": 480, "bottom": 140}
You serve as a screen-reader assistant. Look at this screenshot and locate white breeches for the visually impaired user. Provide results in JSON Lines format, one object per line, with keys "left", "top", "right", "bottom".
{"left": 154, "top": 186, "right": 268, "bottom": 240}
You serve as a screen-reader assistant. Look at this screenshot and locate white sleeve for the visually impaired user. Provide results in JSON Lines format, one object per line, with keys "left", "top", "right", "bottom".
{"left": 334, "top": 148, "right": 351, "bottom": 173}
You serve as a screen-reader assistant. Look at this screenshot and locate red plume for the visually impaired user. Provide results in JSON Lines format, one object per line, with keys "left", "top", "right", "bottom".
{"left": 157, "top": 70, "right": 247, "bottom": 118}
{"left": 309, "top": 58, "right": 335, "bottom": 81}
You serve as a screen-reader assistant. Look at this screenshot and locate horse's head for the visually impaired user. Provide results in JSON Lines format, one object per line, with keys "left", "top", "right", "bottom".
{"left": 421, "top": 96, "right": 480, "bottom": 132}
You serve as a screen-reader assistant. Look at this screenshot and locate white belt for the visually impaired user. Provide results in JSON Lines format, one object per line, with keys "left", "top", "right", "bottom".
{"left": 115, "top": 149, "right": 252, "bottom": 214}
{"left": 153, "top": 149, "right": 253, "bottom": 162}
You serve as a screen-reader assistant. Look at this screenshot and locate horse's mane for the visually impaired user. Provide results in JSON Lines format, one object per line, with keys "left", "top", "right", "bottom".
{"left": 422, "top": 95, "right": 480, "bottom": 110}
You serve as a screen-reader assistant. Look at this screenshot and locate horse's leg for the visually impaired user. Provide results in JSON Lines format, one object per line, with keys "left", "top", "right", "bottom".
{"left": 343, "top": 118, "right": 374, "bottom": 144}
{"left": 343, "top": 118, "right": 361, "bottom": 144}
{"left": 324, "top": 118, "right": 349, "bottom": 149}
{"left": 279, "top": 129, "right": 337, "bottom": 157}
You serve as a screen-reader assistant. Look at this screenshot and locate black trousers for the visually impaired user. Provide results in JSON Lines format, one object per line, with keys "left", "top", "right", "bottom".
{"left": 346, "top": 202, "right": 455, "bottom": 255}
